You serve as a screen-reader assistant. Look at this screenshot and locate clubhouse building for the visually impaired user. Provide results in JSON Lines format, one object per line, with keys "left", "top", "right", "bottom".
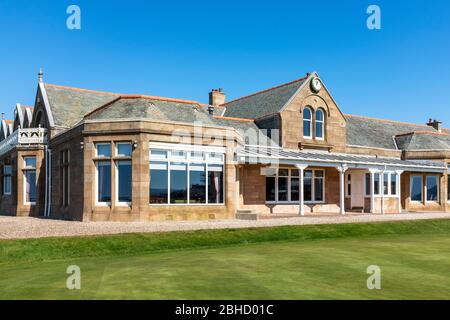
{"left": 0, "top": 71, "right": 449, "bottom": 221}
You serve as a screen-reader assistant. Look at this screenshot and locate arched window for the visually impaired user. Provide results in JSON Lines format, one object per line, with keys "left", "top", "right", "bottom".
{"left": 303, "top": 107, "right": 312, "bottom": 138}
{"left": 315, "top": 108, "right": 325, "bottom": 139}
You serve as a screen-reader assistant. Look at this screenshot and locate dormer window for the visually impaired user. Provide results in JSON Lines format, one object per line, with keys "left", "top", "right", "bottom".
{"left": 316, "top": 108, "right": 325, "bottom": 140}
{"left": 303, "top": 107, "right": 312, "bottom": 138}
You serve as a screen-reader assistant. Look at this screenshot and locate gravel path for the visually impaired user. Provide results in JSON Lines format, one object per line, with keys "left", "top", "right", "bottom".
{"left": 0, "top": 212, "right": 449, "bottom": 240}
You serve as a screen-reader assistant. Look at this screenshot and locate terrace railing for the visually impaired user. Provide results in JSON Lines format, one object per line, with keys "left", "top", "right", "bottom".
{"left": 0, "top": 128, "right": 47, "bottom": 157}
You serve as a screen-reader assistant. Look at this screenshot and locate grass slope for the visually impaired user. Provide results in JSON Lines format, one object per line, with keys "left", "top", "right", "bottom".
{"left": 1, "top": 219, "right": 450, "bottom": 299}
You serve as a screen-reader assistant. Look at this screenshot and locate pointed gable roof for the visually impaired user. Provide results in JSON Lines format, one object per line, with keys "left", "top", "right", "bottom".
{"left": 43, "top": 84, "right": 120, "bottom": 128}
{"left": 222, "top": 75, "right": 310, "bottom": 119}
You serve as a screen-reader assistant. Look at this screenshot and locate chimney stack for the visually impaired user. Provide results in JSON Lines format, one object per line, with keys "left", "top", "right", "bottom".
{"left": 209, "top": 88, "right": 226, "bottom": 107}
{"left": 427, "top": 119, "right": 443, "bottom": 132}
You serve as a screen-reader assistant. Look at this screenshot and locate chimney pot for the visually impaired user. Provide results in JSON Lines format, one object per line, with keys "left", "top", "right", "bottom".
{"left": 427, "top": 118, "right": 443, "bottom": 132}
{"left": 209, "top": 88, "right": 226, "bottom": 106}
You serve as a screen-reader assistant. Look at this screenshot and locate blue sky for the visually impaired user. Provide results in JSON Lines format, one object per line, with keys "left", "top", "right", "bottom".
{"left": 0, "top": 0, "right": 449, "bottom": 125}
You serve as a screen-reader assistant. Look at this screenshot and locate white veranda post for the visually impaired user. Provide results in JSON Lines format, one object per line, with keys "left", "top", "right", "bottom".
{"left": 295, "top": 164, "right": 308, "bottom": 216}
{"left": 369, "top": 168, "right": 378, "bottom": 214}
{"left": 396, "top": 170, "right": 404, "bottom": 213}
{"left": 338, "top": 165, "right": 348, "bottom": 215}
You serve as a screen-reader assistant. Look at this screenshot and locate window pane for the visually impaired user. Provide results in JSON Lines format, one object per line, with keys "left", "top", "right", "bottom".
{"left": 383, "top": 173, "right": 389, "bottom": 195}
{"left": 190, "top": 151, "right": 205, "bottom": 162}
{"left": 278, "top": 177, "right": 288, "bottom": 201}
{"left": 303, "top": 120, "right": 311, "bottom": 137}
{"left": 426, "top": 176, "right": 438, "bottom": 201}
{"left": 316, "top": 122, "right": 323, "bottom": 139}
{"left": 304, "top": 172, "right": 312, "bottom": 202}
{"left": 170, "top": 162, "right": 187, "bottom": 204}
{"left": 150, "top": 149, "right": 167, "bottom": 160}
{"left": 315, "top": 177, "right": 324, "bottom": 202}
{"left": 411, "top": 176, "right": 422, "bottom": 201}
{"left": 117, "top": 160, "right": 132, "bottom": 202}
{"left": 171, "top": 150, "right": 187, "bottom": 161}
{"left": 365, "top": 173, "right": 371, "bottom": 196}
{"left": 448, "top": 177, "right": 450, "bottom": 202}
{"left": 96, "top": 144, "right": 111, "bottom": 157}
{"left": 149, "top": 162, "right": 168, "bottom": 204}
{"left": 278, "top": 169, "right": 289, "bottom": 176}
{"left": 4, "top": 176, "right": 11, "bottom": 195}
{"left": 209, "top": 152, "right": 224, "bottom": 163}
{"left": 374, "top": 173, "right": 380, "bottom": 195}
{"left": 291, "top": 177, "right": 299, "bottom": 201}
{"left": 117, "top": 143, "right": 132, "bottom": 157}
{"left": 291, "top": 169, "right": 299, "bottom": 177}
{"left": 97, "top": 161, "right": 111, "bottom": 202}
{"left": 3, "top": 165, "right": 12, "bottom": 175}
{"left": 25, "top": 170, "right": 37, "bottom": 203}
{"left": 316, "top": 109, "right": 324, "bottom": 121}
{"left": 24, "top": 157, "right": 36, "bottom": 168}
{"left": 266, "top": 176, "right": 276, "bottom": 202}
{"left": 208, "top": 164, "right": 224, "bottom": 204}
{"left": 391, "top": 174, "right": 397, "bottom": 195}
{"left": 189, "top": 164, "right": 206, "bottom": 204}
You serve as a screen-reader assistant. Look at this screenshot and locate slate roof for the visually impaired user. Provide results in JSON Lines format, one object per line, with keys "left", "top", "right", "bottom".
{"left": 239, "top": 146, "right": 446, "bottom": 171}
{"left": 44, "top": 84, "right": 119, "bottom": 128}
{"left": 395, "top": 132, "right": 450, "bottom": 151}
{"left": 84, "top": 96, "right": 265, "bottom": 137}
{"left": 222, "top": 76, "right": 307, "bottom": 119}
{"left": 345, "top": 115, "right": 449, "bottom": 150}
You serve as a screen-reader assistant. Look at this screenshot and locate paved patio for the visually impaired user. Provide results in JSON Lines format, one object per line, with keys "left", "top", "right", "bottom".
{"left": 0, "top": 212, "right": 449, "bottom": 240}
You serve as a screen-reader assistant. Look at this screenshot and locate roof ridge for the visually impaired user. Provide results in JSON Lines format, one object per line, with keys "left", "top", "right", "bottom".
{"left": 83, "top": 94, "right": 201, "bottom": 120}
{"left": 396, "top": 130, "right": 449, "bottom": 137}
{"left": 346, "top": 114, "right": 433, "bottom": 129}
{"left": 45, "top": 84, "right": 200, "bottom": 105}
{"left": 213, "top": 116, "right": 255, "bottom": 123}
{"left": 45, "top": 83, "right": 122, "bottom": 96}
{"left": 120, "top": 94, "right": 199, "bottom": 105}
{"left": 221, "top": 75, "right": 308, "bottom": 107}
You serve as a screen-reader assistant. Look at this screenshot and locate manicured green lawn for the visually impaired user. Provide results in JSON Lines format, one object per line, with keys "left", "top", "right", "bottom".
{"left": 1, "top": 219, "right": 450, "bottom": 299}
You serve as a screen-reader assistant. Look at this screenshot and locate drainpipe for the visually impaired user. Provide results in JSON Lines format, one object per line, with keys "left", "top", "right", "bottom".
{"left": 43, "top": 146, "right": 52, "bottom": 217}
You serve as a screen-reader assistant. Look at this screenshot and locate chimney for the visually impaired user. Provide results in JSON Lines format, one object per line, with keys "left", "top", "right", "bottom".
{"left": 427, "top": 119, "right": 443, "bottom": 132}
{"left": 209, "top": 88, "right": 226, "bottom": 106}
{"left": 1, "top": 113, "right": 4, "bottom": 120}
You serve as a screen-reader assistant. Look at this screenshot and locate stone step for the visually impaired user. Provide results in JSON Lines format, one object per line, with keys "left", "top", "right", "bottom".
{"left": 235, "top": 210, "right": 259, "bottom": 221}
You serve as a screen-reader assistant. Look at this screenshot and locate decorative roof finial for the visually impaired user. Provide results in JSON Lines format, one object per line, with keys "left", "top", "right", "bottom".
{"left": 38, "top": 67, "right": 43, "bottom": 83}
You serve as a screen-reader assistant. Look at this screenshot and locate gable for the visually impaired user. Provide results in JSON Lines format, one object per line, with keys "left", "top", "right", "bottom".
{"left": 279, "top": 73, "right": 347, "bottom": 151}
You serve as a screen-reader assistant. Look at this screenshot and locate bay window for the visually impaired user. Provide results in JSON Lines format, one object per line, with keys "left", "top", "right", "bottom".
{"left": 149, "top": 146, "right": 225, "bottom": 205}
{"left": 265, "top": 168, "right": 325, "bottom": 203}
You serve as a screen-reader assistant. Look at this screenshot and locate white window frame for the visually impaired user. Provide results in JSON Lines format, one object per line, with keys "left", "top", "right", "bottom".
{"left": 266, "top": 168, "right": 326, "bottom": 204}
{"left": 303, "top": 107, "right": 313, "bottom": 139}
{"left": 425, "top": 175, "right": 439, "bottom": 203}
{"left": 315, "top": 108, "right": 325, "bottom": 140}
{"left": 3, "top": 165, "right": 12, "bottom": 196}
{"left": 95, "top": 142, "right": 111, "bottom": 158}
{"left": 115, "top": 160, "right": 132, "bottom": 207}
{"left": 23, "top": 157, "right": 37, "bottom": 206}
{"left": 410, "top": 175, "right": 423, "bottom": 203}
{"left": 95, "top": 160, "right": 112, "bottom": 206}
{"left": 115, "top": 142, "right": 132, "bottom": 158}
{"left": 363, "top": 171, "right": 397, "bottom": 198}
{"left": 149, "top": 143, "right": 226, "bottom": 206}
